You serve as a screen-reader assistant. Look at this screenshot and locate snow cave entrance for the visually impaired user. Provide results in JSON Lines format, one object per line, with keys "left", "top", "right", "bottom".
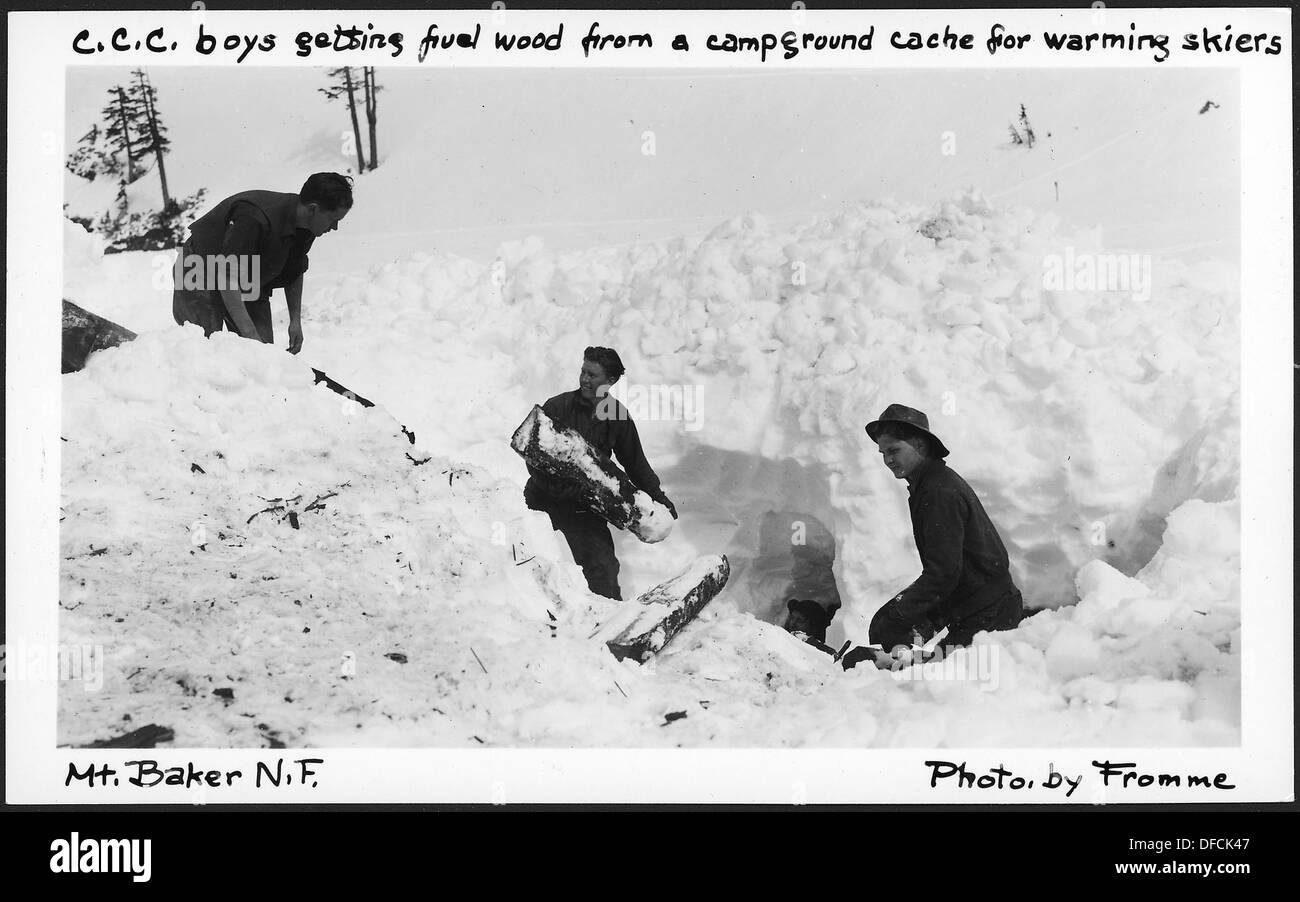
{"left": 750, "top": 510, "right": 843, "bottom": 631}
{"left": 645, "top": 446, "right": 847, "bottom": 645}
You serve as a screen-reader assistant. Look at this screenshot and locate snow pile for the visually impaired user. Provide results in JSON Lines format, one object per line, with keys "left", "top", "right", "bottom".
{"left": 54, "top": 330, "right": 862, "bottom": 747}
{"left": 59, "top": 315, "right": 1240, "bottom": 746}
{"left": 62, "top": 217, "right": 179, "bottom": 334}
{"left": 1014, "top": 496, "right": 1240, "bottom": 742}
{"left": 302, "top": 191, "right": 1239, "bottom": 640}
{"left": 64, "top": 217, "right": 106, "bottom": 271}
{"left": 56, "top": 63, "right": 1242, "bottom": 748}
{"left": 59, "top": 328, "right": 598, "bottom": 746}
{"left": 630, "top": 493, "right": 1240, "bottom": 748}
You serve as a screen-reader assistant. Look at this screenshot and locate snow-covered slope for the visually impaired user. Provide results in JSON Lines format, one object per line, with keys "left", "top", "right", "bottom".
{"left": 59, "top": 328, "right": 1239, "bottom": 748}
{"left": 296, "top": 192, "right": 1238, "bottom": 636}
{"left": 60, "top": 328, "right": 599, "bottom": 746}
{"left": 57, "top": 332, "right": 1240, "bottom": 748}
{"left": 59, "top": 65, "right": 1241, "bottom": 748}
{"left": 60, "top": 189, "right": 1240, "bottom": 747}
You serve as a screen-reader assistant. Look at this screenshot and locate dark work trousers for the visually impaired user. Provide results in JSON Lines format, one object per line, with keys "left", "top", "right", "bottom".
{"left": 546, "top": 507, "right": 622, "bottom": 600}
{"left": 174, "top": 289, "right": 274, "bottom": 343}
{"left": 869, "top": 589, "right": 1024, "bottom": 652}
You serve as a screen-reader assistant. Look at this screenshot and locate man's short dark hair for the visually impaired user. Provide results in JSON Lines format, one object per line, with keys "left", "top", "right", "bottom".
{"left": 584, "top": 346, "right": 625, "bottom": 380}
{"left": 301, "top": 173, "right": 354, "bottom": 212}
{"left": 875, "top": 421, "right": 934, "bottom": 458}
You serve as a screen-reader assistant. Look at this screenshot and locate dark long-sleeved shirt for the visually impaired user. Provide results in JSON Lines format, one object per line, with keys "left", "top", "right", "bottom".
{"left": 523, "top": 390, "right": 666, "bottom": 510}
{"left": 891, "top": 458, "right": 1019, "bottom": 624}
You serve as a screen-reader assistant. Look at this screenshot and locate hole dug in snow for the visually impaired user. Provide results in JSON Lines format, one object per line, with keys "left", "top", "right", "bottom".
{"left": 754, "top": 510, "right": 842, "bottom": 632}
{"left": 627, "top": 447, "right": 847, "bottom": 646}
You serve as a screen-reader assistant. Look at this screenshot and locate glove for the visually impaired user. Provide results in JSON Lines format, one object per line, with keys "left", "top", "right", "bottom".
{"left": 524, "top": 474, "right": 580, "bottom": 513}
{"left": 841, "top": 645, "right": 896, "bottom": 671}
{"left": 658, "top": 495, "right": 678, "bottom": 519}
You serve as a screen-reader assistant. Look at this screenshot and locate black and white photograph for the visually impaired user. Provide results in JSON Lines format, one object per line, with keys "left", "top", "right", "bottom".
{"left": 5, "top": 4, "right": 1293, "bottom": 825}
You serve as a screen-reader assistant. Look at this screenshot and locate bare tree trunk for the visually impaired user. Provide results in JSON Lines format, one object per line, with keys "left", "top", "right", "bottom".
{"left": 364, "top": 67, "right": 379, "bottom": 171}
{"left": 135, "top": 72, "right": 171, "bottom": 208}
{"left": 343, "top": 68, "right": 366, "bottom": 173}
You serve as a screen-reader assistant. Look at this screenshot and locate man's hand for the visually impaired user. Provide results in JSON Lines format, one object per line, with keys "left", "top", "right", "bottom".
{"left": 841, "top": 644, "right": 919, "bottom": 671}
{"left": 284, "top": 276, "right": 304, "bottom": 354}
{"left": 657, "top": 494, "right": 678, "bottom": 519}
{"left": 841, "top": 645, "right": 894, "bottom": 671}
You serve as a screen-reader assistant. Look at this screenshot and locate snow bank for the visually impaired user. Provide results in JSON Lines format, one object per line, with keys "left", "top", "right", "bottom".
{"left": 60, "top": 186, "right": 1240, "bottom": 747}
{"left": 1014, "top": 496, "right": 1240, "bottom": 742}
{"left": 303, "top": 190, "right": 1239, "bottom": 641}
{"left": 639, "top": 491, "right": 1239, "bottom": 747}
{"left": 60, "top": 328, "right": 602, "bottom": 746}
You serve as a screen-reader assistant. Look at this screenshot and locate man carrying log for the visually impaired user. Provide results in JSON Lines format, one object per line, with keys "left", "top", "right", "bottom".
{"left": 845, "top": 404, "right": 1023, "bottom": 669}
{"left": 172, "top": 172, "right": 353, "bottom": 354}
{"left": 523, "top": 347, "right": 678, "bottom": 600}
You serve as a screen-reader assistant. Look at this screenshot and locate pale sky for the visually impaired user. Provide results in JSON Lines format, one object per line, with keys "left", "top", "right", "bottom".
{"left": 67, "top": 66, "right": 1238, "bottom": 263}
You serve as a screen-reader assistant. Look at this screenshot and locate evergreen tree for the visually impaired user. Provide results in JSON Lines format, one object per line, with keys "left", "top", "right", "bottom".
{"left": 101, "top": 86, "right": 140, "bottom": 183}
{"left": 1007, "top": 104, "right": 1036, "bottom": 149}
{"left": 130, "top": 69, "right": 173, "bottom": 209}
{"left": 1018, "top": 104, "right": 1036, "bottom": 149}
{"left": 66, "top": 123, "right": 123, "bottom": 181}
{"left": 68, "top": 71, "right": 200, "bottom": 252}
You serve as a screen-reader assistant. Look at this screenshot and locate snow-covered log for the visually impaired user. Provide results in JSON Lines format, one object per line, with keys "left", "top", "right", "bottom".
{"left": 600, "top": 554, "right": 730, "bottom": 663}
{"left": 510, "top": 404, "right": 673, "bottom": 543}
{"left": 62, "top": 299, "right": 137, "bottom": 374}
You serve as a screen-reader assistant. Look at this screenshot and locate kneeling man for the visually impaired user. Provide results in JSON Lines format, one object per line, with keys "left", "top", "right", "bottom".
{"left": 865, "top": 404, "right": 1023, "bottom": 659}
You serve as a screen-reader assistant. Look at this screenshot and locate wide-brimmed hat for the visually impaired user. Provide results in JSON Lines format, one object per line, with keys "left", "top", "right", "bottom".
{"left": 864, "top": 404, "right": 950, "bottom": 458}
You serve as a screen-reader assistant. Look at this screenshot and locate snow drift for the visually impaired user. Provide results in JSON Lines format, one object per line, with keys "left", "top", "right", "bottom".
{"left": 298, "top": 190, "right": 1239, "bottom": 638}
{"left": 60, "top": 186, "right": 1240, "bottom": 747}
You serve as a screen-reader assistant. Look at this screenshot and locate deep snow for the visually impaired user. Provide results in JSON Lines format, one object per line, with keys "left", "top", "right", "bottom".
{"left": 58, "top": 66, "right": 1241, "bottom": 748}
{"left": 59, "top": 190, "right": 1240, "bottom": 747}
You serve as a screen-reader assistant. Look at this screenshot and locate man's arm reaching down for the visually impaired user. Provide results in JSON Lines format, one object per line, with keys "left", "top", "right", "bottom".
{"left": 219, "top": 287, "right": 262, "bottom": 340}
{"left": 285, "top": 274, "right": 304, "bottom": 354}
{"left": 217, "top": 209, "right": 267, "bottom": 341}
